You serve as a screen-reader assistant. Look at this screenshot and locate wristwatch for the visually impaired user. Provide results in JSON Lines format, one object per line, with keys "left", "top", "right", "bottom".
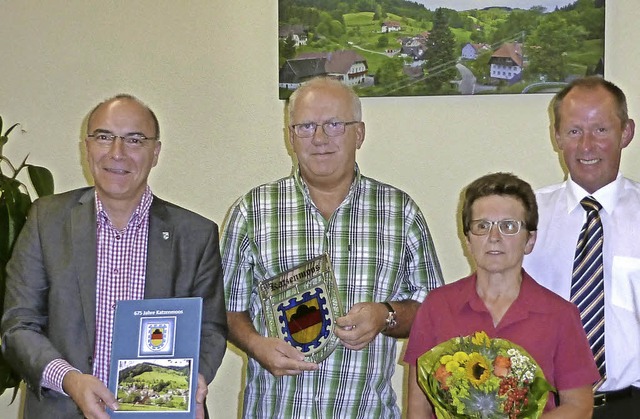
{"left": 382, "top": 301, "right": 397, "bottom": 330}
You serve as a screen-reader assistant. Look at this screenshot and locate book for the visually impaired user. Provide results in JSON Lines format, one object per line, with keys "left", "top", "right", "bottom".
{"left": 108, "top": 297, "right": 202, "bottom": 418}
{"left": 258, "top": 253, "right": 342, "bottom": 363}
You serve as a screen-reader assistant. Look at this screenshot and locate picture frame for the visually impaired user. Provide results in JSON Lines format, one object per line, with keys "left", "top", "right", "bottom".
{"left": 278, "top": 0, "right": 605, "bottom": 97}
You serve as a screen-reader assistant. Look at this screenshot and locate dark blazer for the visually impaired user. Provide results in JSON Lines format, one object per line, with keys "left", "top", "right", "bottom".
{"left": 1, "top": 187, "right": 228, "bottom": 418}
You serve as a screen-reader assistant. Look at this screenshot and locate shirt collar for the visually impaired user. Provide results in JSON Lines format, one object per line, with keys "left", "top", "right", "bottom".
{"left": 457, "top": 270, "right": 551, "bottom": 317}
{"left": 565, "top": 172, "right": 623, "bottom": 215}
{"left": 293, "top": 163, "right": 362, "bottom": 205}
{"left": 95, "top": 186, "right": 154, "bottom": 229}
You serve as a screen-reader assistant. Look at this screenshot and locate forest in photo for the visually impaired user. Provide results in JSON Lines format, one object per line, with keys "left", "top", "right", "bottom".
{"left": 278, "top": 0, "right": 604, "bottom": 97}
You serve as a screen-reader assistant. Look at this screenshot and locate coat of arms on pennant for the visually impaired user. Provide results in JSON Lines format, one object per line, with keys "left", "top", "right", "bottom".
{"left": 259, "top": 253, "right": 342, "bottom": 363}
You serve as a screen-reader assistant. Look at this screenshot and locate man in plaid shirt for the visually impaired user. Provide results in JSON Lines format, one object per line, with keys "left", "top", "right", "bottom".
{"left": 222, "top": 77, "right": 443, "bottom": 418}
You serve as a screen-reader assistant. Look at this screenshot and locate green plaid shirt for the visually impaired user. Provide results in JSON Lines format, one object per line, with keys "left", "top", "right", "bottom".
{"left": 222, "top": 166, "right": 443, "bottom": 418}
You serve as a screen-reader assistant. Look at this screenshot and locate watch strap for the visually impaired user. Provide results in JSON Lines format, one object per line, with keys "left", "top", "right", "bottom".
{"left": 382, "top": 301, "right": 397, "bottom": 330}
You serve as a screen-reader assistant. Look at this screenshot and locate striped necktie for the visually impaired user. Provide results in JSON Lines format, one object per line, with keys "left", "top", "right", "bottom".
{"left": 570, "top": 196, "right": 605, "bottom": 388}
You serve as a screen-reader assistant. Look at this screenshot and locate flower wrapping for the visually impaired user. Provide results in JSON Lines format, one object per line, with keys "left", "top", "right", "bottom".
{"left": 417, "top": 331, "right": 554, "bottom": 418}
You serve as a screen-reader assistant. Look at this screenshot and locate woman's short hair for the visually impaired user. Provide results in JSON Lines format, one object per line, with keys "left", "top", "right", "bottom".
{"left": 461, "top": 172, "right": 538, "bottom": 235}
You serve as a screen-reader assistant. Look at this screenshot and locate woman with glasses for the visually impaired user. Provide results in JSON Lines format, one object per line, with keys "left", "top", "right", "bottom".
{"left": 404, "top": 172, "right": 598, "bottom": 418}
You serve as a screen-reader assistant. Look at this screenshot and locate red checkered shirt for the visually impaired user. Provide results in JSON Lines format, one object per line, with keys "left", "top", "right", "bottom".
{"left": 41, "top": 187, "right": 153, "bottom": 393}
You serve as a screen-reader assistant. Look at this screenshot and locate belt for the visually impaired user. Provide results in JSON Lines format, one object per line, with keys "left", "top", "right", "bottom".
{"left": 594, "top": 386, "right": 640, "bottom": 407}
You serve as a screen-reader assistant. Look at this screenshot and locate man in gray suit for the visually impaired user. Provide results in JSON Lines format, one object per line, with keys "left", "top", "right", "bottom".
{"left": 1, "top": 94, "right": 227, "bottom": 418}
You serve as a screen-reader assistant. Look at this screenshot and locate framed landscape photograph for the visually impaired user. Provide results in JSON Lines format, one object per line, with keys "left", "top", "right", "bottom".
{"left": 278, "top": 0, "right": 605, "bottom": 97}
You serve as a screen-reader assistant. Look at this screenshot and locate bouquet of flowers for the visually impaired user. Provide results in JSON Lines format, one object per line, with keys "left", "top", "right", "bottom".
{"left": 417, "top": 331, "right": 553, "bottom": 419}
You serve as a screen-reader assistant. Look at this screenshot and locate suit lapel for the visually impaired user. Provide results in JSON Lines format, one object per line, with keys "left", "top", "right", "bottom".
{"left": 145, "top": 198, "right": 175, "bottom": 298}
{"left": 72, "top": 189, "right": 98, "bottom": 352}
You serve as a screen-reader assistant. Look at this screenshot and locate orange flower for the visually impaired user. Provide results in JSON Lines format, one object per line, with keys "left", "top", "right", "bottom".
{"left": 434, "top": 363, "right": 451, "bottom": 389}
{"left": 493, "top": 355, "right": 511, "bottom": 377}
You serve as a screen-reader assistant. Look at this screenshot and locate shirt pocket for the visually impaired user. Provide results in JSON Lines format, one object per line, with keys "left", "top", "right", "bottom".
{"left": 611, "top": 256, "right": 640, "bottom": 315}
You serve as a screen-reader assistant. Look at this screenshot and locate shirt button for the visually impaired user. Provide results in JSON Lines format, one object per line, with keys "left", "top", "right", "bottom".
{"left": 115, "top": 235, "right": 121, "bottom": 240}
{"left": 111, "top": 303, "right": 117, "bottom": 309}
{"left": 113, "top": 268, "right": 119, "bottom": 274}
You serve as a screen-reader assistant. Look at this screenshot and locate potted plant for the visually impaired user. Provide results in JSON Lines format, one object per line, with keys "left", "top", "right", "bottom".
{"left": 0, "top": 115, "right": 54, "bottom": 398}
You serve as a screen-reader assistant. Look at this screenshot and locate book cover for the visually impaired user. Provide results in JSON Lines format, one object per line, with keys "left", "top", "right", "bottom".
{"left": 258, "top": 253, "right": 342, "bottom": 363}
{"left": 108, "top": 297, "right": 202, "bottom": 418}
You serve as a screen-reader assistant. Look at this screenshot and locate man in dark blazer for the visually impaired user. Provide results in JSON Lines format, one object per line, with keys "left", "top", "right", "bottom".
{"left": 1, "top": 95, "right": 227, "bottom": 418}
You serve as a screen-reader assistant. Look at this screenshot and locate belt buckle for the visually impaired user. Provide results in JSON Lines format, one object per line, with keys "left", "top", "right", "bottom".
{"left": 594, "top": 392, "right": 606, "bottom": 407}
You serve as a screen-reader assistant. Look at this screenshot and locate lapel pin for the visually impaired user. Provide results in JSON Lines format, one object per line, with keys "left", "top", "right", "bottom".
{"left": 162, "top": 232, "right": 170, "bottom": 240}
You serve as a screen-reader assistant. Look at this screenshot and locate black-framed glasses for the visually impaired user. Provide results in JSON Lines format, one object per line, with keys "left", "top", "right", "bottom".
{"left": 291, "top": 121, "right": 360, "bottom": 138}
{"left": 469, "top": 219, "right": 526, "bottom": 236}
{"left": 87, "top": 133, "right": 157, "bottom": 149}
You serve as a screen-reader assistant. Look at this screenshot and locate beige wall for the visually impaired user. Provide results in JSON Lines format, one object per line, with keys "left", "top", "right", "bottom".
{"left": 1, "top": 1, "right": 639, "bottom": 417}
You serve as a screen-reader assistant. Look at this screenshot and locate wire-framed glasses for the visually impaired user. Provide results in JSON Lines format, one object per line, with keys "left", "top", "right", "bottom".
{"left": 87, "top": 132, "right": 157, "bottom": 149}
{"left": 469, "top": 219, "right": 526, "bottom": 236}
{"left": 291, "top": 121, "right": 360, "bottom": 138}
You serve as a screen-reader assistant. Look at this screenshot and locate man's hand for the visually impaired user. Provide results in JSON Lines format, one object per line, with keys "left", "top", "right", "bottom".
{"left": 227, "top": 311, "right": 318, "bottom": 377}
{"left": 195, "top": 373, "right": 208, "bottom": 419}
{"left": 62, "top": 370, "right": 118, "bottom": 419}
{"left": 335, "top": 302, "right": 387, "bottom": 350}
{"left": 252, "top": 336, "right": 319, "bottom": 376}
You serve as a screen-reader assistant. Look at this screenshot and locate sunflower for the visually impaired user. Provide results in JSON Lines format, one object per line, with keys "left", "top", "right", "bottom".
{"left": 466, "top": 352, "right": 491, "bottom": 386}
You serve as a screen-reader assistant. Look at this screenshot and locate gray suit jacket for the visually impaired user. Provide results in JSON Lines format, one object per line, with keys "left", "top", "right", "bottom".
{"left": 1, "top": 187, "right": 228, "bottom": 418}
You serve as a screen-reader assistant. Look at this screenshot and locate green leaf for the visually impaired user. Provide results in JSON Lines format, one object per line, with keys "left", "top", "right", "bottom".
{"left": 3, "top": 122, "right": 19, "bottom": 138}
{"left": 0, "top": 202, "right": 11, "bottom": 264}
{"left": 0, "top": 268, "right": 6, "bottom": 324}
{"left": 0, "top": 181, "right": 30, "bottom": 261}
{"left": 27, "top": 165, "right": 54, "bottom": 197}
{"left": 0, "top": 244, "right": 24, "bottom": 396}
{"left": 0, "top": 122, "right": 20, "bottom": 149}
{"left": 0, "top": 115, "right": 39, "bottom": 395}
{"left": 0, "top": 176, "right": 28, "bottom": 206}
{"left": 0, "top": 357, "right": 21, "bottom": 398}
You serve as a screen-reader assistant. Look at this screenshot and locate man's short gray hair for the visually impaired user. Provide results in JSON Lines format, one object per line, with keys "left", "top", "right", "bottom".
{"left": 288, "top": 77, "right": 362, "bottom": 122}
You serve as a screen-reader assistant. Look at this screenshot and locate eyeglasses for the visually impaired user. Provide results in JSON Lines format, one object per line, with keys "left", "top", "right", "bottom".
{"left": 87, "top": 133, "right": 157, "bottom": 148}
{"left": 291, "top": 121, "right": 360, "bottom": 138}
{"left": 469, "top": 219, "right": 526, "bottom": 236}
